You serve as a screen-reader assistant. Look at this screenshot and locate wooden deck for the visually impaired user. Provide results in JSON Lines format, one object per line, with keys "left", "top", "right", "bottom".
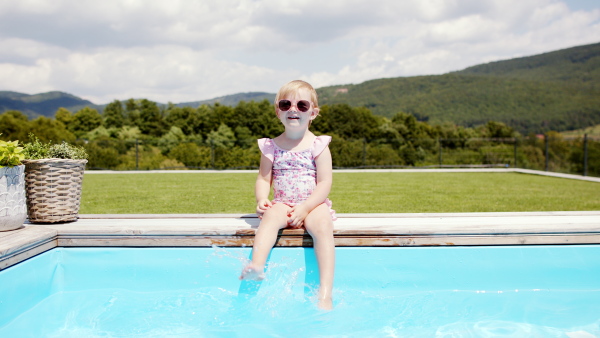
{"left": 1, "top": 211, "right": 599, "bottom": 270}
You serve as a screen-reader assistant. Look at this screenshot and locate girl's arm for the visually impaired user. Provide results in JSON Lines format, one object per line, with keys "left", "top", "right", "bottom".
{"left": 287, "top": 146, "right": 333, "bottom": 227}
{"left": 255, "top": 153, "right": 274, "bottom": 217}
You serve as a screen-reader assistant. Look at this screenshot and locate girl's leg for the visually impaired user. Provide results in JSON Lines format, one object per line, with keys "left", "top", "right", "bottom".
{"left": 303, "top": 204, "right": 335, "bottom": 310}
{"left": 240, "top": 203, "right": 289, "bottom": 280}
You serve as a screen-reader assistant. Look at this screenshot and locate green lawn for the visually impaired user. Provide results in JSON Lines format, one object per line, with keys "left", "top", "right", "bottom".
{"left": 80, "top": 172, "right": 600, "bottom": 214}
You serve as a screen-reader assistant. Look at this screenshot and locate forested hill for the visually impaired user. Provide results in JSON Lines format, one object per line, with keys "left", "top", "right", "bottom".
{"left": 317, "top": 42, "right": 600, "bottom": 134}
{"left": 0, "top": 90, "right": 273, "bottom": 119}
{"left": 456, "top": 42, "right": 600, "bottom": 84}
{"left": 176, "top": 92, "right": 275, "bottom": 108}
{"left": 0, "top": 91, "right": 100, "bottom": 119}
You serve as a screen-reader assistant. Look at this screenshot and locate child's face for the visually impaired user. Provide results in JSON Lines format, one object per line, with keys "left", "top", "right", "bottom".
{"left": 276, "top": 88, "right": 319, "bottom": 129}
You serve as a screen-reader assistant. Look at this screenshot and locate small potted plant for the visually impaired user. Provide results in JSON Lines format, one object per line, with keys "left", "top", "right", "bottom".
{"left": 0, "top": 136, "right": 27, "bottom": 231}
{"left": 22, "top": 135, "right": 88, "bottom": 223}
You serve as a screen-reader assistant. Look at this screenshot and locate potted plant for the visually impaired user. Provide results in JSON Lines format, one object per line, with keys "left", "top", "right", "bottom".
{"left": 22, "top": 135, "right": 88, "bottom": 223}
{"left": 0, "top": 137, "right": 27, "bottom": 231}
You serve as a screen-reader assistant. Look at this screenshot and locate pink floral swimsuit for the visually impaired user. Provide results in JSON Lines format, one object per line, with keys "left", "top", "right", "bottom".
{"left": 258, "top": 135, "right": 336, "bottom": 221}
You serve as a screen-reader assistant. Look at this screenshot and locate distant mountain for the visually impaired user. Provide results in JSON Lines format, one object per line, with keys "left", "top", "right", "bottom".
{"left": 317, "top": 42, "right": 600, "bottom": 133}
{"left": 2, "top": 42, "right": 599, "bottom": 133}
{"left": 456, "top": 42, "right": 600, "bottom": 84}
{"left": 0, "top": 91, "right": 101, "bottom": 119}
{"left": 176, "top": 92, "right": 275, "bottom": 108}
{"left": 0, "top": 90, "right": 273, "bottom": 118}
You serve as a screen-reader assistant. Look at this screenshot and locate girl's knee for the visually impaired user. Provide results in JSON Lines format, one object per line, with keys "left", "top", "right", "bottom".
{"left": 259, "top": 204, "right": 289, "bottom": 229}
{"left": 261, "top": 203, "right": 288, "bottom": 219}
{"left": 304, "top": 204, "right": 334, "bottom": 237}
{"left": 305, "top": 219, "right": 333, "bottom": 238}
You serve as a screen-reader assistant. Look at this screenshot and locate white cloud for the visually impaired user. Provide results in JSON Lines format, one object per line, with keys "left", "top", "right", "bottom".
{"left": 0, "top": 0, "right": 598, "bottom": 104}
{"left": 425, "top": 14, "right": 502, "bottom": 44}
{"left": 306, "top": 0, "right": 600, "bottom": 87}
{"left": 0, "top": 38, "right": 68, "bottom": 64}
{"left": 1, "top": 45, "right": 288, "bottom": 103}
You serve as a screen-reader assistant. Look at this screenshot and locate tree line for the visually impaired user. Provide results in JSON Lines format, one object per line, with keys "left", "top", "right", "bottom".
{"left": 0, "top": 98, "right": 597, "bottom": 176}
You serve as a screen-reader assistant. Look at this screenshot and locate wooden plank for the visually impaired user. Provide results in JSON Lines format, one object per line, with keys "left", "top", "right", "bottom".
{"left": 43, "top": 212, "right": 600, "bottom": 236}
{"left": 56, "top": 233, "right": 600, "bottom": 247}
{"left": 1, "top": 212, "right": 599, "bottom": 270}
{"left": 58, "top": 237, "right": 255, "bottom": 247}
{"left": 78, "top": 210, "right": 600, "bottom": 219}
{"left": 0, "top": 240, "right": 56, "bottom": 270}
{"left": 0, "top": 226, "right": 57, "bottom": 270}
{"left": 0, "top": 226, "right": 57, "bottom": 258}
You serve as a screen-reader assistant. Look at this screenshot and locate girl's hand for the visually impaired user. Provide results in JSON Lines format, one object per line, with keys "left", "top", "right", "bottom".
{"left": 287, "top": 204, "right": 309, "bottom": 228}
{"left": 256, "top": 199, "right": 272, "bottom": 219}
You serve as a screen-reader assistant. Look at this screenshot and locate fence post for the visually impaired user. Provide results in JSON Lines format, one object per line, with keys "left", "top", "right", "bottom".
{"left": 210, "top": 139, "right": 215, "bottom": 169}
{"left": 438, "top": 139, "right": 442, "bottom": 168}
{"left": 135, "top": 138, "right": 139, "bottom": 170}
{"left": 513, "top": 137, "right": 518, "bottom": 168}
{"left": 362, "top": 138, "right": 367, "bottom": 167}
{"left": 544, "top": 134, "right": 549, "bottom": 172}
{"left": 583, "top": 134, "right": 588, "bottom": 177}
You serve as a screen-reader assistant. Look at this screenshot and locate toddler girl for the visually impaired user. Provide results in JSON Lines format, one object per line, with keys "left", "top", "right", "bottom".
{"left": 240, "top": 80, "right": 336, "bottom": 310}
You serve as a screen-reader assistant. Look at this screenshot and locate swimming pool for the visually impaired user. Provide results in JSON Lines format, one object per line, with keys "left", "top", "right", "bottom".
{"left": 1, "top": 246, "right": 599, "bottom": 337}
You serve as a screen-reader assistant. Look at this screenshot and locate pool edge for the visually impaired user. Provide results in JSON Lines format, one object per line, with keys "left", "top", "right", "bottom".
{"left": 1, "top": 211, "right": 599, "bottom": 270}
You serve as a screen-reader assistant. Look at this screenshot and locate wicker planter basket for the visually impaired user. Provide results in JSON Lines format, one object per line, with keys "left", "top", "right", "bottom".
{"left": 22, "top": 158, "right": 87, "bottom": 223}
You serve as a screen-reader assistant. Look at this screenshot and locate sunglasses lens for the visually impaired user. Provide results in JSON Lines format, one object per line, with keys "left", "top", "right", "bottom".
{"left": 297, "top": 100, "right": 310, "bottom": 112}
{"left": 278, "top": 100, "right": 292, "bottom": 111}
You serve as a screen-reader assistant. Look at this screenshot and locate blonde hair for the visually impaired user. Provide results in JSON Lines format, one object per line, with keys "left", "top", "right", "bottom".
{"left": 274, "top": 80, "right": 319, "bottom": 111}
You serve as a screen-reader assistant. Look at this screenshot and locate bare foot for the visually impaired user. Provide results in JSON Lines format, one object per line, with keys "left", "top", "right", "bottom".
{"left": 317, "top": 297, "right": 333, "bottom": 311}
{"left": 239, "top": 264, "right": 265, "bottom": 280}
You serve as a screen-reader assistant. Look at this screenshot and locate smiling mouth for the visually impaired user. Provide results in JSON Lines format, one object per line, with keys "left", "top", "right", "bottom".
{"left": 288, "top": 116, "right": 300, "bottom": 120}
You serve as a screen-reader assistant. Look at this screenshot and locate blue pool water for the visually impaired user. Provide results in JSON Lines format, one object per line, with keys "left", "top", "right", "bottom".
{"left": 0, "top": 246, "right": 599, "bottom": 337}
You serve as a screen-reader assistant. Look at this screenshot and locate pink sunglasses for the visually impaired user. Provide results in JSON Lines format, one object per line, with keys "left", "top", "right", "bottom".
{"left": 277, "top": 99, "right": 312, "bottom": 112}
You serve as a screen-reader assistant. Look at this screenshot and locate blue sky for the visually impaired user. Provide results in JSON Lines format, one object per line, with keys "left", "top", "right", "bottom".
{"left": 0, "top": 0, "right": 598, "bottom": 104}
{"left": 567, "top": 0, "right": 598, "bottom": 11}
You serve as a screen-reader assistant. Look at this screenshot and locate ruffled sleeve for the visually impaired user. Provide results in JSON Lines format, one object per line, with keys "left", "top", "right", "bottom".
{"left": 257, "top": 138, "right": 275, "bottom": 162}
{"left": 312, "top": 135, "right": 332, "bottom": 158}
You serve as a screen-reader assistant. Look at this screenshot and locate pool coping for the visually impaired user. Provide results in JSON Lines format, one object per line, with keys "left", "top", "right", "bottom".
{"left": 1, "top": 211, "right": 600, "bottom": 270}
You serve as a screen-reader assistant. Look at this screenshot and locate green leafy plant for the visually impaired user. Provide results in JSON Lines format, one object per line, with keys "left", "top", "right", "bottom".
{"left": 0, "top": 135, "right": 25, "bottom": 168}
{"left": 22, "top": 134, "right": 49, "bottom": 160}
{"left": 48, "top": 142, "right": 88, "bottom": 160}
{"left": 23, "top": 134, "right": 88, "bottom": 160}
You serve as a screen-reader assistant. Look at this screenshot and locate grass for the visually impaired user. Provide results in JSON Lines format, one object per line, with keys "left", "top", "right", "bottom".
{"left": 561, "top": 123, "right": 600, "bottom": 138}
{"left": 79, "top": 172, "right": 600, "bottom": 214}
